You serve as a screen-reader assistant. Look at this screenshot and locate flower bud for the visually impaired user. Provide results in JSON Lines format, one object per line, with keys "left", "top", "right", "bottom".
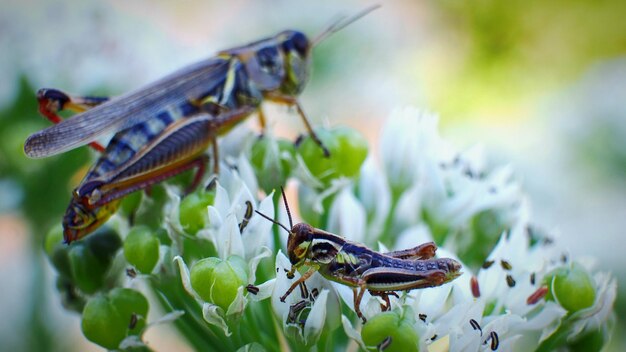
{"left": 250, "top": 137, "right": 295, "bottom": 194}
{"left": 108, "top": 288, "right": 149, "bottom": 335}
{"left": 85, "top": 226, "right": 122, "bottom": 262}
{"left": 124, "top": 226, "right": 160, "bottom": 274}
{"left": 81, "top": 288, "right": 149, "bottom": 349}
{"left": 543, "top": 262, "right": 596, "bottom": 313}
{"left": 68, "top": 244, "right": 109, "bottom": 294}
{"left": 297, "top": 127, "right": 368, "bottom": 187}
{"left": 119, "top": 190, "right": 142, "bottom": 217}
{"left": 179, "top": 191, "right": 215, "bottom": 234}
{"left": 361, "top": 311, "right": 419, "bottom": 352}
{"left": 81, "top": 296, "right": 126, "bottom": 349}
{"left": 190, "top": 256, "right": 248, "bottom": 311}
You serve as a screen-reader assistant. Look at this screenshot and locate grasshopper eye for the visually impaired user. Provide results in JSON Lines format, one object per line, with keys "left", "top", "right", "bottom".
{"left": 291, "top": 31, "right": 309, "bottom": 56}
{"left": 281, "top": 31, "right": 309, "bottom": 57}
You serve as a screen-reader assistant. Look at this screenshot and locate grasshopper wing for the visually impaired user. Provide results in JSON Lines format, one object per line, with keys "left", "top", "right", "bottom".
{"left": 24, "top": 57, "right": 231, "bottom": 158}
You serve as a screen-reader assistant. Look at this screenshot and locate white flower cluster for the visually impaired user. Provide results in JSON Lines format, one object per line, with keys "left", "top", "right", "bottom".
{"left": 169, "top": 107, "right": 616, "bottom": 351}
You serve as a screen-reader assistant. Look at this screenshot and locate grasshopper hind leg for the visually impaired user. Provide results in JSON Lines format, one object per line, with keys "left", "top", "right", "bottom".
{"left": 36, "top": 88, "right": 110, "bottom": 153}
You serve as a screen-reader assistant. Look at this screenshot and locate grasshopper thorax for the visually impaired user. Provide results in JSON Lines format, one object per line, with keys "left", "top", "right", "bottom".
{"left": 287, "top": 223, "right": 314, "bottom": 265}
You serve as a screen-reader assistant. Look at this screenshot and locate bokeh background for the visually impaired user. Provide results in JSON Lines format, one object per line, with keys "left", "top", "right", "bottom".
{"left": 1, "top": 0, "right": 625, "bottom": 350}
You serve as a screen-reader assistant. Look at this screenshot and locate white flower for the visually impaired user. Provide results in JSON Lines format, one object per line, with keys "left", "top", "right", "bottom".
{"left": 356, "top": 157, "right": 391, "bottom": 242}
{"left": 381, "top": 107, "right": 446, "bottom": 192}
{"left": 327, "top": 186, "right": 367, "bottom": 243}
{"left": 169, "top": 169, "right": 274, "bottom": 335}
{"left": 270, "top": 251, "right": 341, "bottom": 345}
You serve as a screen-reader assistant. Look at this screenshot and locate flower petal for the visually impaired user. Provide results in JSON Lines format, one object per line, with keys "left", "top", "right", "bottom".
{"left": 202, "top": 302, "right": 231, "bottom": 336}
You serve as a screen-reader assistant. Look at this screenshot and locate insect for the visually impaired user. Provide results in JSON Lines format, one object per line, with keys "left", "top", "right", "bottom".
{"left": 23, "top": 6, "right": 379, "bottom": 244}
{"left": 256, "top": 190, "right": 462, "bottom": 322}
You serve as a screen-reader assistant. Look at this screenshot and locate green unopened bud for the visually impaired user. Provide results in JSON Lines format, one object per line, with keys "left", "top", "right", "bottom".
{"left": 81, "top": 295, "right": 127, "bottom": 349}
{"left": 81, "top": 288, "right": 149, "bottom": 349}
{"left": 124, "top": 226, "right": 160, "bottom": 274}
{"left": 250, "top": 137, "right": 295, "bottom": 193}
{"left": 68, "top": 244, "right": 109, "bottom": 294}
{"left": 544, "top": 262, "right": 596, "bottom": 313}
{"left": 44, "top": 223, "right": 64, "bottom": 257}
{"left": 85, "top": 226, "right": 122, "bottom": 262}
{"left": 190, "top": 256, "right": 248, "bottom": 311}
{"left": 120, "top": 191, "right": 142, "bottom": 217}
{"left": 108, "top": 288, "right": 149, "bottom": 336}
{"left": 297, "top": 127, "right": 368, "bottom": 187}
{"left": 361, "top": 311, "right": 419, "bottom": 352}
{"left": 179, "top": 191, "right": 215, "bottom": 234}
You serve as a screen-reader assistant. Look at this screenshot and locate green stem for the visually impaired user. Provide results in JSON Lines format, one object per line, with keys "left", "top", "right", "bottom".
{"left": 150, "top": 273, "right": 235, "bottom": 350}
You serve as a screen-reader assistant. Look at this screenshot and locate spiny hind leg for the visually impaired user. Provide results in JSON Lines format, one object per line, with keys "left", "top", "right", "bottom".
{"left": 37, "top": 88, "right": 110, "bottom": 152}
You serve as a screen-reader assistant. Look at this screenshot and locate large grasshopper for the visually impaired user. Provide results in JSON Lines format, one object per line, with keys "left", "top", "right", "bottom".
{"left": 23, "top": 7, "right": 379, "bottom": 243}
{"left": 257, "top": 191, "right": 462, "bottom": 322}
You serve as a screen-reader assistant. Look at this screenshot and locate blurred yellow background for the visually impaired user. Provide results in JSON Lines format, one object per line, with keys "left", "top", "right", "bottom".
{"left": 1, "top": 0, "right": 625, "bottom": 350}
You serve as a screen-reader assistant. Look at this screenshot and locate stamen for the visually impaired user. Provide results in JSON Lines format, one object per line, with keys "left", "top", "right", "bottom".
{"left": 471, "top": 276, "right": 481, "bottom": 298}
{"left": 470, "top": 319, "right": 482, "bottom": 335}
{"left": 506, "top": 275, "right": 516, "bottom": 288}
{"left": 527, "top": 287, "right": 549, "bottom": 305}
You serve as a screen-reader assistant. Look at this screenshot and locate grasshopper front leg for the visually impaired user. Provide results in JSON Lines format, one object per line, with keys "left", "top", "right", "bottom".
{"left": 37, "top": 88, "right": 110, "bottom": 153}
{"left": 280, "top": 266, "right": 318, "bottom": 302}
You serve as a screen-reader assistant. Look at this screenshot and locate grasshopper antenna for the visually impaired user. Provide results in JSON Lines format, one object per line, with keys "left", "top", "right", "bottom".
{"left": 311, "top": 4, "right": 381, "bottom": 48}
{"left": 280, "top": 186, "right": 294, "bottom": 229}
{"left": 255, "top": 210, "right": 291, "bottom": 234}
{"left": 254, "top": 187, "right": 293, "bottom": 234}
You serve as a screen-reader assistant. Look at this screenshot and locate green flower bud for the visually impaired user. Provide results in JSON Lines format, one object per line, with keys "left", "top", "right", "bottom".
{"left": 250, "top": 137, "right": 295, "bottom": 193}
{"left": 543, "top": 262, "right": 596, "bottom": 313}
{"left": 120, "top": 190, "right": 142, "bottom": 217}
{"left": 68, "top": 244, "right": 109, "bottom": 294}
{"left": 81, "top": 288, "right": 149, "bottom": 349}
{"left": 44, "top": 223, "right": 64, "bottom": 257}
{"left": 179, "top": 191, "right": 215, "bottom": 234}
{"left": 81, "top": 295, "right": 127, "bottom": 350}
{"left": 190, "top": 256, "right": 248, "bottom": 311}
{"left": 362, "top": 311, "right": 419, "bottom": 352}
{"left": 297, "top": 126, "right": 368, "bottom": 186}
{"left": 124, "top": 226, "right": 160, "bottom": 274}
{"left": 85, "top": 226, "right": 122, "bottom": 263}
{"left": 108, "top": 288, "right": 149, "bottom": 335}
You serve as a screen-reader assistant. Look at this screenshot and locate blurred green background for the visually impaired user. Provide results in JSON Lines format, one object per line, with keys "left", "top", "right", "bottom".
{"left": 1, "top": 0, "right": 625, "bottom": 350}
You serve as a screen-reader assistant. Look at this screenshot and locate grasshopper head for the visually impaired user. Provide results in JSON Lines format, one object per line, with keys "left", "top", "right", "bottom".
{"left": 287, "top": 223, "right": 314, "bottom": 265}
{"left": 441, "top": 258, "right": 463, "bottom": 282}
{"left": 277, "top": 30, "right": 311, "bottom": 96}
{"left": 63, "top": 196, "right": 119, "bottom": 244}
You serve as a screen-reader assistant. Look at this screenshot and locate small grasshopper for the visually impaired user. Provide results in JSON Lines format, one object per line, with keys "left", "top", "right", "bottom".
{"left": 24, "top": 6, "right": 379, "bottom": 243}
{"left": 256, "top": 190, "right": 462, "bottom": 322}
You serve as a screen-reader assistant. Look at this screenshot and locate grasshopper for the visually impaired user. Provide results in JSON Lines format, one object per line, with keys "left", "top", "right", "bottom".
{"left": 23, "top": 6, "right": 379, "bottom": 243}
{"left": 256, "top": 190, "right": 462, "bottom": 322}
